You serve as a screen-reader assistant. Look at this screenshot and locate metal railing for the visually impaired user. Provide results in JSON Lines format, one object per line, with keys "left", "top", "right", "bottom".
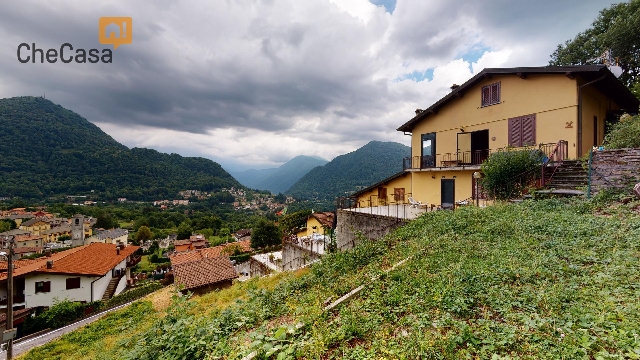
{"left": 403, "top": 141, "right": 570, "bottom": 171}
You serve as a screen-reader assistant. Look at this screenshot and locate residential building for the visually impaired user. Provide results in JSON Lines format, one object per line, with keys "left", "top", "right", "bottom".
{"left": 18, "top": 218, "right": 51, "bottom": 235}
{"left": 0, "top": 243, "right": 139, "bottom": 310}
{"left": 172, "top": 256, "right": 237, "bottom": 295}
{"left": 295, "top": 212, "right": 335, "bottom": 238}
{"left": 85, "top": 228, "right": 129, "bottom": 245}
{"left": 353, "top": 65, "right": 639, "bottom": 209}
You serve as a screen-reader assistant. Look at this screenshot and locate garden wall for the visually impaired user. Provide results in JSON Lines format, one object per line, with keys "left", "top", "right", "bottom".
{"left": 590, "top": 148, "right": 640, "bottom": 195}
{"left": 335, "top": 210, "right": 407, "bottom": 251}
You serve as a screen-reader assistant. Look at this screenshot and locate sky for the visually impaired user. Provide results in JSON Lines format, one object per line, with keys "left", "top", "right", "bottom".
{"left": 0, "top": 0, "right": 617, "bottom": 172}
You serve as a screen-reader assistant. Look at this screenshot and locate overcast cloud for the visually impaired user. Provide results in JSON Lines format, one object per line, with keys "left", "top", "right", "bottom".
{"left": 0, "top": 0, "right": 615, "bottom": 171}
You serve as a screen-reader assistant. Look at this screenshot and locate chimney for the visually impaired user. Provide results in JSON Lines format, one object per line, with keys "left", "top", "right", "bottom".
{"left": 45, "top": 248, "right": 52, "bottom": 257}
{"left": 450, "top": 84, "right": 459, "bottom": 91}
{"left": 415, "top": 109, "right": 423, "bottom": 116}
{"left": 46, "top": 260, "right": 53, "bottom": 269}
{"left": 116, "top": 248, "right": 120, "bottom": 255}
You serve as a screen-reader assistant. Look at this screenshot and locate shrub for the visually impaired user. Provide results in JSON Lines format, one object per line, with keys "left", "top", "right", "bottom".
{"left": 603, "top": 113, "right": 640, "bottom": 149}
{"left": 481, "top": 148, "right": 544, "bottom": 200}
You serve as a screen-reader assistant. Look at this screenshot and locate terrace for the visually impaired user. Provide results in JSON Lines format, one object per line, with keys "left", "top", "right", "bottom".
{"left": 402, "top": 141, "right": 568, "bottom": 171}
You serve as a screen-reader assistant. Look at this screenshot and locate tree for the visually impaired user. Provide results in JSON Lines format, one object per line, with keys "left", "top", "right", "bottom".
{"left": 251, "top": 219, "right": 282, "bottom": 249}
{"left": 136, "top": 226, "right": 153, "bottom": 242}
{"left": 550, "top": 0, "right": 640, "bottom": 95}
{"left": 480, "top": 149, "right": 544, "bottom": 201}
{"left": 0, "top": 219, "right": 17, "bottom": 232}
{"left": 604, "top": 113, "right": 640, "bottom": 148}
{"left": 94, "top": 213, "right": 119, "bottom": 229}
{"left": 278, "top": 209, "right": 311, "bottom": 236}
{"left": 176, "top": 221, "right": 193, "bottom": 240}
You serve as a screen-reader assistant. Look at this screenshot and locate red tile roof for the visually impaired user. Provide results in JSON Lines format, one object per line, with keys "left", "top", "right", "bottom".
{"left": 169, "top": 240, "right": 252, "bottom": 266}
{"left": 312, "top": 212, "right": 335, "bottom": 228}
{"left": 0, "top": 243, "right": 138, "bottom": 281}
{"left": 173, "top": 256, "right": 237, "bottom": 290}
{"left": 173, "top": 239, "right": 192, "bottom": 246}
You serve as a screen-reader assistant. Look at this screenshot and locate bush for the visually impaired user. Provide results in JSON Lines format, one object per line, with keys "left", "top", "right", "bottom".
{"left": 604, "top": 114, "right": 640, "bottom": 149}
{"left": 481, "top": 148, "right": 544, "bottom": 200}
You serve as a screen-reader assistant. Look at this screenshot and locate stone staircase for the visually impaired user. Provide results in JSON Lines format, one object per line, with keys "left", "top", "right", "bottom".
{"left": 544, "top": 160, "right": 588, "bottom": 190}
{"left": 101, "top": 276, "right": 123, "bottom": 301}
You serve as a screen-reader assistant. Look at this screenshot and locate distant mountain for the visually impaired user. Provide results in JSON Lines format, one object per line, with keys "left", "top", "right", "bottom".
{"left": 0, "top": 96, "right": 241, "bottom": 200}
{"left": 232, "top": 155, "right": 328, "bottom": 194}
{"left": 286, "top": 141, "right": 410, "bottom": 201}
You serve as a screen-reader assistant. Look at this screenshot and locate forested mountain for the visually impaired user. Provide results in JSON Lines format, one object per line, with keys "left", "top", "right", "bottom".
{"left": 0, "top": 96, "right": 241, "bottom": 200}
{"left": 231, "top": 155, "right": 327, "bottom": 194}
{"left": 286, "top": 141, "right": 410, "bottom": 201}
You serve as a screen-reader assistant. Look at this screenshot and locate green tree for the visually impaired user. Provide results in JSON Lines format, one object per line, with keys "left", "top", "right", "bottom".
{"left": 0, "top": 219, "right": 17, "bottom": 232}
{"left": 219, "top": 227, "right": 231, "bottom": 241}
{"left": 550, "top": 0, "right": 640, "bottom": 95}
{"left": 176, "top": 221, "right": 193, "bottom": 240}
{"left": 604, "top": 114, "right": 640, "bottom": 148}
{"left": 278, "top": 209, "right": 311, "bottom": 236}
{"left": 57, "top": 234, "right": 71, "bottom": 242}
{"left": 136, "top": 226, "right": 153, "bottom": 242}
{"left": 251, "top": 219, "right": 282, "bottom": 249}
{"left": 480, "top": 149, "right": 544, "bottom": 201}
{"left": 94, "top": 213, "right": 119, "bottom": 229}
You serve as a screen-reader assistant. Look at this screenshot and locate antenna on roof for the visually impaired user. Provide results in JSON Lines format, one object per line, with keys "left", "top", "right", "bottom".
{"left": 592, "top": 49, "right": 623, "bottom": 78}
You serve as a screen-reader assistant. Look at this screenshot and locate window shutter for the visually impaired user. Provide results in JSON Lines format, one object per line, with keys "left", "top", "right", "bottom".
{"left": 521, "top": 114, "right": 536, "bottom": 146}
{"left": 508, "top": 116, "right": 522, "bottom": 147}
{"left": 482, "top": 86, "right": 491, "bottom": 106}
{"left": 491, "top": 83, "right": 500, "bottom": 104}
{"left": 44, "top": 281, "right": 51, "bottom": 292}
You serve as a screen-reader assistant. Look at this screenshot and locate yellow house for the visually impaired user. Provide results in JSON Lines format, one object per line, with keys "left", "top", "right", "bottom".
{"left": 295, "top": 212, "right": 335, "bottom": 238}
{"left": 354, "top": 65, "right": 639, "bottom": 208}
{"left": 19, "top": 219, "right": 51, "bottom": 235}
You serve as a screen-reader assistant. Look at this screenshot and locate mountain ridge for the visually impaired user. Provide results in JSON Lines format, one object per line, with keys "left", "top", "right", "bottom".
{"left": 286, "top": 140, "right": 410, "bottom": 202}
{"left": 0, "top": 96, "right": 241, "bottom": 201}
{"left": 232, "top": 155, "right": 328, "bottom": 194}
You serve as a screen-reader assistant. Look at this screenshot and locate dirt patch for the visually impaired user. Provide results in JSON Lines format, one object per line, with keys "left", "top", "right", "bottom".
{"left": 146, "top": 285, "right": 177, "bottom": 311}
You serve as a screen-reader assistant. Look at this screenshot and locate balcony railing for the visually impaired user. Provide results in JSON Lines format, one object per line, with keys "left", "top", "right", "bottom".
{"left": 403, "top": 142, "right": 569, "bottom": 171}
{"left": 0, "top": 294, "right": 25, "bottom": 305}
{"left": 403, "top": 149, "right": 491, "bottom": 170}
{"left": 127, "top": 255, "right": 142, "bottom": 267}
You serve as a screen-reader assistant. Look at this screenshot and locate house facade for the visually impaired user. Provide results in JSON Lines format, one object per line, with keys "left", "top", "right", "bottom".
{"left": 354, "top": 65, "right": 639, "bottom": 208}
{"left": 0, "top": 243, "right": 139, "bottom": 310}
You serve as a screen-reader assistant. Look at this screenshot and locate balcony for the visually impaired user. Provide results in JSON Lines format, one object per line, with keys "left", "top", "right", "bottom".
{"left": 127, "top": 255, "right": 141, "bottom": 267}
{"left": 0, "top": 294, "right": 26, "bottom": 306}
{"left": 402, "top": 142, "right": 568, "bottom": 171}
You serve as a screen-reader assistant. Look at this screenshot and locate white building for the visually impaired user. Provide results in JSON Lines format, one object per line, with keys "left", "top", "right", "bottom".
{"left": 0, "top": 243, "right": 140, "bottom": 310}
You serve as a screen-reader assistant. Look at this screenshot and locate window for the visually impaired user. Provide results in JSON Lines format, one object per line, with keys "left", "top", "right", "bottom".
{"left": 481, "top": 82, "right": 500, "bottom": 106}
{"left": 394, "top": 188, "right": 405, "bottom": 202}
{"left": 66, "top": 277, "right": 81, "bottom": 290}
{"left": 508, "top": 114, "right": 536, "bottom": 147}
{"left": 35, "top": 281, "right": 51, "bottom": 293}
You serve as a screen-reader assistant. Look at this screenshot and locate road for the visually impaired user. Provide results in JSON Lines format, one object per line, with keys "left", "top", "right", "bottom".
{"left": 1, "top": 301, "right": 135, "bottom": 359}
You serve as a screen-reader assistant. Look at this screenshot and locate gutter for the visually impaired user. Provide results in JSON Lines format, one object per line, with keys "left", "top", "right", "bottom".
{"left": 577, "top": 74, "right": 607, "bottom": 157}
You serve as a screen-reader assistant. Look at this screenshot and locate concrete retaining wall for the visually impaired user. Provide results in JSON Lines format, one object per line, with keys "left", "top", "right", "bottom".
{"left": 281, "top": 242, "right": 322, "bottom": 271}
{"left": 335, "top": 210, "right": 407, "bottom": 251}
{"left": 590, "top": 148, "right": 640, "bottom": 195}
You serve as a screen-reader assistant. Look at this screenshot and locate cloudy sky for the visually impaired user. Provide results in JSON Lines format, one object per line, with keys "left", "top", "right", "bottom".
{"left": 0, "top": 0, "right": 615, "bottom": 171}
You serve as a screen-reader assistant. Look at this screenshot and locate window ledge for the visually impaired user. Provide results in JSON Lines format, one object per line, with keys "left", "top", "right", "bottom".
{"left": 480, "top": 101, "right": 502, "bottom": 108}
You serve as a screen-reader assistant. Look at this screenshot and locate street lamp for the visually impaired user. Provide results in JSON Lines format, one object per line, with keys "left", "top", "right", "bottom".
{"left": 473, "top": 172, "right": 482, "bottom": 207}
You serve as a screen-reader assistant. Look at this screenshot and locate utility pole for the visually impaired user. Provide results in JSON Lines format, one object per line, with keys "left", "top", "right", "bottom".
{"left": 5, "top": 235, "right": 15, "bottom": 360}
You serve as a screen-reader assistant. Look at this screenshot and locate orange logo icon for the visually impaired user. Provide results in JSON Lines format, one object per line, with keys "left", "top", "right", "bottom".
{"left": 99, "top": 17, "right": 132, "bottom": 50}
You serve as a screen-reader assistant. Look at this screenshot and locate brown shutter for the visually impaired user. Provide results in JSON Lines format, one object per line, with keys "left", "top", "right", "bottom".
{"left": 491, "top": 82, "right": 500, "bottom": 104}
{"left": 508, "top": 116, "right": 522, "bottom": 147}
{"left": 394, "top": 188, "right": 405, "bottom": 201}
{"left": 521, "top": 114, "right": 536, "bottom": 146}
{"left": 482, "top": 86, "right": 490, "bottom": 106}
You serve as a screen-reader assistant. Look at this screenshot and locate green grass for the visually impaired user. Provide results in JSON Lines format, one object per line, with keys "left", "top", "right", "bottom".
{"left": 22, "top": 198, "right": 640, "bottom": 359}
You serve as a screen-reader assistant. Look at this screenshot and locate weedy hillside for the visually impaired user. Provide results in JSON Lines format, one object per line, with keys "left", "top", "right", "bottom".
{"left": 22, "top": 197, "right": 640, "bottom": 359}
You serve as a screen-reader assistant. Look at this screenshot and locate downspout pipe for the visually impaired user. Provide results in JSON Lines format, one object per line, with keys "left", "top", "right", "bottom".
{"left": 577, "top": 74, "right": 607, "bottom": 157}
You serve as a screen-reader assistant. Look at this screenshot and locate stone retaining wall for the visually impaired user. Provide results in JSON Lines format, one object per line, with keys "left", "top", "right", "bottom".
{"left": 281, "top": 242, "right": 322, "bottom": 271}
{"left": 335, "top": 210, "right": 408, "bottom": 251}
{"left": 590, "top": 148, "right": 640, "bottom": 195}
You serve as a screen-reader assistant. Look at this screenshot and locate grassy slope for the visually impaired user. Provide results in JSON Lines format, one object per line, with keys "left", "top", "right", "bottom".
{"left": 22, "top": 199, "right": 640, "bottom": 359}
